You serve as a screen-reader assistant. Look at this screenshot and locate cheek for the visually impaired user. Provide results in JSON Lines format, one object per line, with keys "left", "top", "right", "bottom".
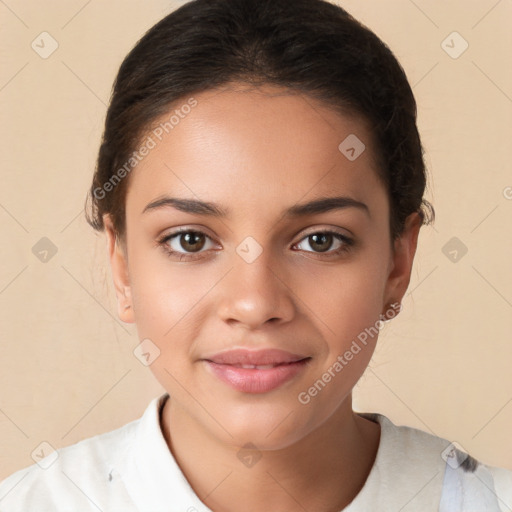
{"left": 296, "top": 252, "right": 389, "bottom": 337}
{"left": 293, "top": 262, "right": 387, "bottom": 411}
{"left": 127, "top": 246, "right": 220, "bottom": 345}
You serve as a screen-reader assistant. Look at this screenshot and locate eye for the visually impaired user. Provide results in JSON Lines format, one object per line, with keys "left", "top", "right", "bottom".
{"left": 157, "top": 229, "right": 217, "bottom": 261}
{"left": 157, "top": 227, "right": 354, "bottom": 262}
{"left": 294, "top": 230, "right": 354, "bottom": 256}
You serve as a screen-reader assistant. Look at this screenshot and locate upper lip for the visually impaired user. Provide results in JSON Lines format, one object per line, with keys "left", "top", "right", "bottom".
{"left": 203, "top": 349, "right": 309, "bottom": 366}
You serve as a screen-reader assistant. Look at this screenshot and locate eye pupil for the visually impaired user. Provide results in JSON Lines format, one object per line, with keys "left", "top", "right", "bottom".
{"left": 309, "top": 233, "right": 332, "bottom": 252}
{"left": 180, "top": 232, "right": 205, "bottom": 252}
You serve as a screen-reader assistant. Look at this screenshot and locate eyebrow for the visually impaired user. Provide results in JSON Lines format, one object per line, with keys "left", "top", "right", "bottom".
{"left": 142, "top": 195, "right": 370, "bottom": 218}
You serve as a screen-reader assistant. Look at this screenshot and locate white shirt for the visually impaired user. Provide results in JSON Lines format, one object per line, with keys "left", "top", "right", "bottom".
{"left": 1, "top": 393, "right": 511, "bottom": 511}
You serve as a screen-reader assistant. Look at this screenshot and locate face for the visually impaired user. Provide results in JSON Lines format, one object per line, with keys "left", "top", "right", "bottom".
{"left": 105, "top": 83, "right": 420, "bottom": 450}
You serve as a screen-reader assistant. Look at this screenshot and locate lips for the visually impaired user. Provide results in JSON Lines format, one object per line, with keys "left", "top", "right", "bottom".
{"left": 202, "top": 349, "right": 311, "bottom": 393}
{"left": 205, "top": 348, "right": 308, "bottom": 365}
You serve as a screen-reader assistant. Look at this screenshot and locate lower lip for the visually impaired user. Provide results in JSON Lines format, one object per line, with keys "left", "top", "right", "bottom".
{"left": 204, "top": 360, "right": 310, "bottom": 393}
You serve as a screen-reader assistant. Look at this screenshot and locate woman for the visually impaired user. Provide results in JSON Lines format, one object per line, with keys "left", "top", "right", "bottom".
{"left": 1, "top": 0, "right": 510, "bottom": 510}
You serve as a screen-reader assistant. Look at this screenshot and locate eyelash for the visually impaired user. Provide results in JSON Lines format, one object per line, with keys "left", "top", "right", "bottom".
{"left": 156, "top": 227, "right": 355, "bottom": 262}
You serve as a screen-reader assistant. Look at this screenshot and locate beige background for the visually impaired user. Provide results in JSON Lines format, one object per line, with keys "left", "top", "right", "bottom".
{"left": 1, "top": 0, "right": 511, "bottom": 481}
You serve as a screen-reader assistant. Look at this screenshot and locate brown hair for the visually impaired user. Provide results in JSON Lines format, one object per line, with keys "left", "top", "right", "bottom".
{"left": 85, "top": 0, "right": 434, "bottom": 242}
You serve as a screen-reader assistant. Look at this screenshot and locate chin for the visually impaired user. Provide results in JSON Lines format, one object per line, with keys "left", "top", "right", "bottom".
{"left": 207, "top": 397, "right": 317, "bottom": 450}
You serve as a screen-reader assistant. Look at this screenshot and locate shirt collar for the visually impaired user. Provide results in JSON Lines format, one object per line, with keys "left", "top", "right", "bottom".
{"left": 116, "top": 395, "right": 446, "bottom": 511}
{"left": 344, "top": 412, "right": 446, "bottom": 510}
{"left": 116, "top": 393, "right": 212, "bottom": 512}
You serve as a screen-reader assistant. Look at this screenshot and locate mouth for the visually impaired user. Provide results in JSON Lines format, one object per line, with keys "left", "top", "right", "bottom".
{"left": 202, "top": 349, "right": 312, "bottom": 393}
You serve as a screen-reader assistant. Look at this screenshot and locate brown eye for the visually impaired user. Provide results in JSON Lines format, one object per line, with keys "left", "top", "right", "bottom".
{"left": 308, "top": 233, "right": 333, "bottom": 253}
{"left": 294, "top": 230, "right": 353, "bottom": 256}
{"left": 178, "top": 232, "right": 206, "bottom": 252}
{"left": 158, "top": 229, "right": 218, "bottom": 262}
{"left": 159, "top": 229, "right": 215, "bottom": 257}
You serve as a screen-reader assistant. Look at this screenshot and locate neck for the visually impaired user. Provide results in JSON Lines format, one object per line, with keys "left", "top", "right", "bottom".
{"left": 160, "top": 394, "right": 381, "bottom": 512}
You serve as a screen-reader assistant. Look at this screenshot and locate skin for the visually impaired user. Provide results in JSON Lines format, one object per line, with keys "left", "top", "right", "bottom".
{"left": 104, "top": 82, "right": 421, "bottom": 512}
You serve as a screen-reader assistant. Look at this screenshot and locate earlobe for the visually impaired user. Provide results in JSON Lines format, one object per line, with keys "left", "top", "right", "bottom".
{"left": 103, "top": 214, "right": 135, "bottom": 324}
{"left": 382, "top": 212, "right": 422, "bottom": 314}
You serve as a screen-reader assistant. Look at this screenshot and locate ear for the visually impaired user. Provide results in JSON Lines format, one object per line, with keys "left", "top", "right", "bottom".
{"left": 103, "top": 214, "right": 135, "bottom": 323}
{"left": 382, "top": 212, "right": 422, "bottom": 315}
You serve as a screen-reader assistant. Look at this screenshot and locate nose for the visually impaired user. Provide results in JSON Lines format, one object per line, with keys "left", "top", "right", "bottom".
{"left": 216, "top": 249, "right": 296, "bottom": 330}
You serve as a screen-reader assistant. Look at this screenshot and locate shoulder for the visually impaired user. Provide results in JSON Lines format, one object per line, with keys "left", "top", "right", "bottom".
{"left": 0, "top": 415, "right": 139, "bottom": 512}
{"left": 359, "top": 412, "right": 512, "bottom": 512}
{"left": 439, "top": 449, "right": 512, "bottom": 512}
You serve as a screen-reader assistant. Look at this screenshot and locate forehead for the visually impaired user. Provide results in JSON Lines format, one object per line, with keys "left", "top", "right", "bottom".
{"left": 125, "top": 84, "right": 387, "bottom": 218}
